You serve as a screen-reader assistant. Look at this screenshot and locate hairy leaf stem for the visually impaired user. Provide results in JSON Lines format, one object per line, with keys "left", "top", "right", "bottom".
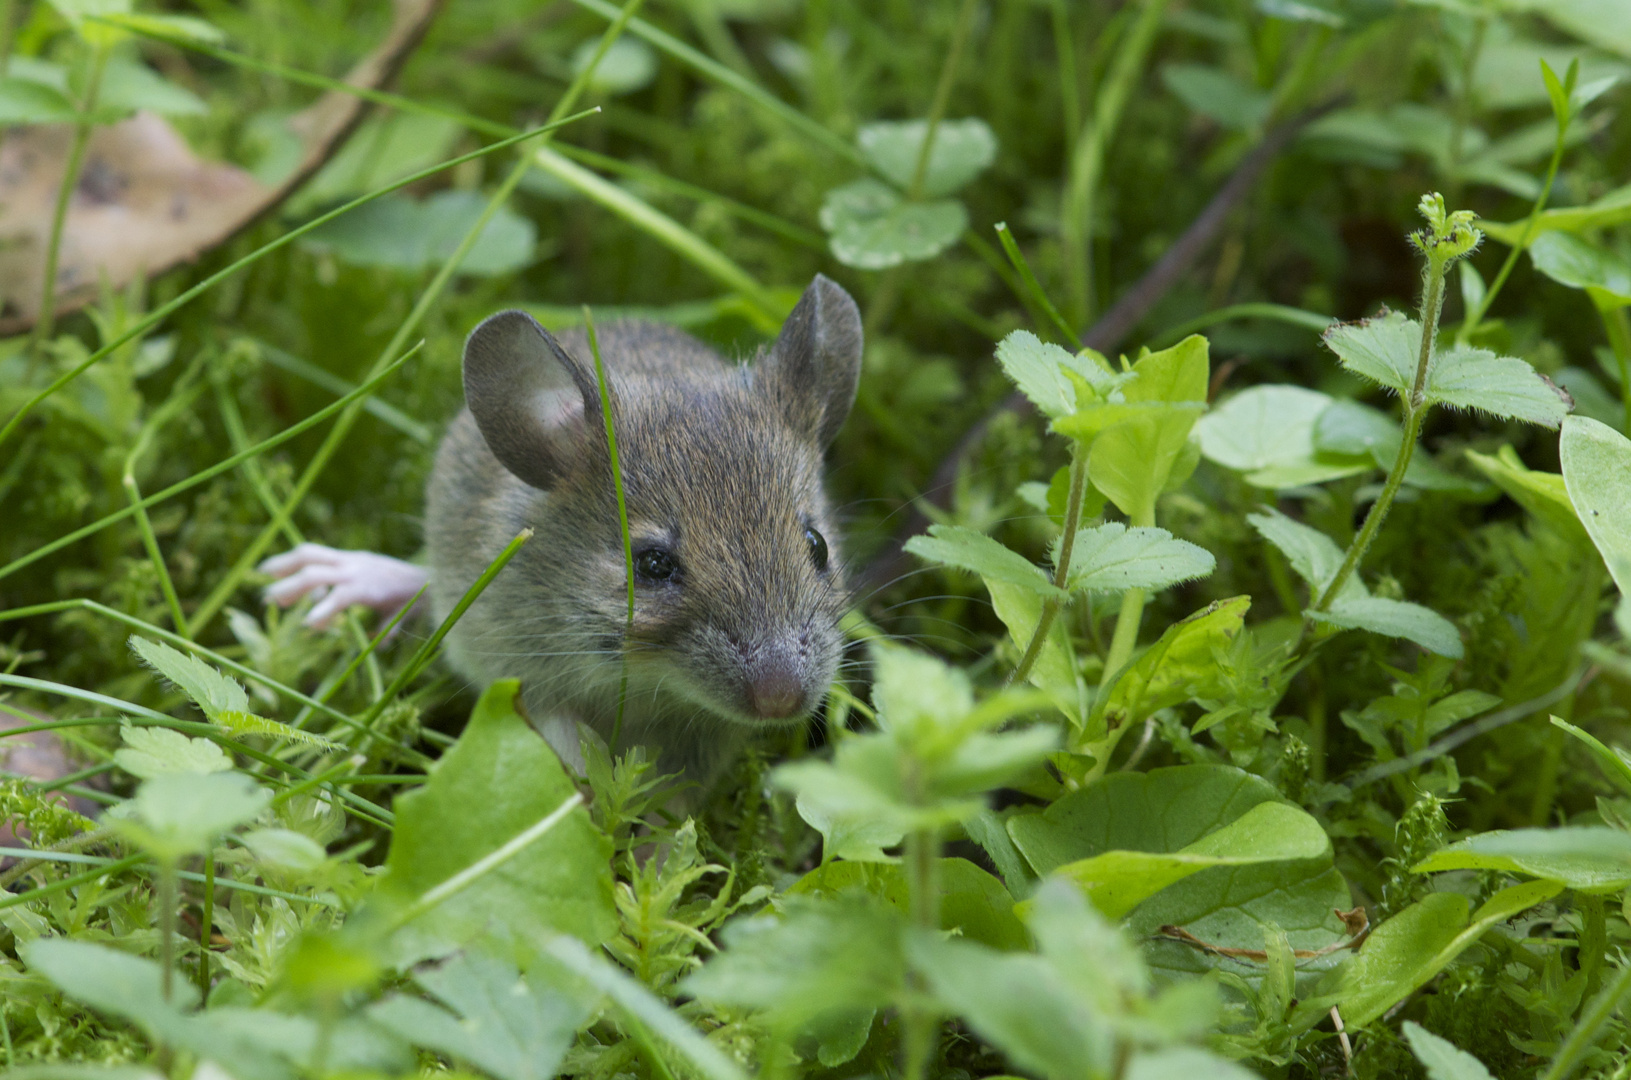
{"left": 1011, "top": 442, "right": 1090, "bottom": 687}
{"left": 1313, "top": 211, "right": 1461, "bottom": 615}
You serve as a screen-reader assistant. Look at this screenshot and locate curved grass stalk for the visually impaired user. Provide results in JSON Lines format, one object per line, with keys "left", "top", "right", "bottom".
{"left": 33, "top": 44, "right": 108, "bottom": 350}
{"left": 0, "top": 116, "right": 589, "bottom": 452}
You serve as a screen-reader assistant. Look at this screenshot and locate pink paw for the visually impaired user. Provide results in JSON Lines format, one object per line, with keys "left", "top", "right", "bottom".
{"left": 259, "top": 543, "right": 429, "bottom": 630}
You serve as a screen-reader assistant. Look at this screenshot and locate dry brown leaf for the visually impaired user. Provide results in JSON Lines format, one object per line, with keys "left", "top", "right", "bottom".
{"left": 0, "top": 0, "right": 446, "bottom": 335}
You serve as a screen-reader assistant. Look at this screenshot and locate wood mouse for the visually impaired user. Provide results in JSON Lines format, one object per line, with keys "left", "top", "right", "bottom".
{"left": 261, "top": 275, "right": 863, "bottom": 786}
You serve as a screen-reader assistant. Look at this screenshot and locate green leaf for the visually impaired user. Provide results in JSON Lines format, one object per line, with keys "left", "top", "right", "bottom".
{"left": 97, "top": 57, "right": 206, "bottom": 117}
{"left": 91, "top": 11, "right": 224, "bottom": 44}
{"left": 1412, "top": 826, "right": 1631, "bottom": 891}
{"left": 1561, "top": 415, "right": 1631, "bottom": 594}
{"left": 857, "top": 117, "right": 997, "bottom": 197}
{"left": 1060, "top": 522, "right": 1215, "bottom": 594}
{"left": 1195, "top": 384, "right": 1368, "bottom": 488}
{"left": 304, "top": 191, "right": 537, "bottom": 277}
{"left": 1047, "top": 801, "right": 1330, "bottom": 919}
{"left": 368, "top": 952, "right": 590, "bottom": 1080}
{"left": 1104, "top": 597, "right": 1251, "bottom": 731}
{"left": 113, "top": 724, "right": 231, "bottom": 779}
{"left": 1125, "top": 1048, "right": 1265, "bottom": 1080}
{"left": 1315, "top": 400, "right": 1473, "bottom": 491}
{"left": 905, "top": 523, "right": 1063, "bottom": 598}
{"left": 795, "top": 790, "right": 904, "bottom": 863}
{"left": 240, "top": 828, "right": 327, "bottom": 871}
{"left": 23, "top": 937, "right": 198, "bottom": 1031}
{"left": 986, "top": 578, "right": 1084, "bottom": 720}
{"left": 1247, "top": 508, "right": 1351, "bottom": 597}
{"left": 381, "top": 680, "right": 615, "bottom": 966}
{"left": 112, "top": 771, "right": 270, "bottom": 861}
{"left": 910, "top": 932, "right": 1107, "bottom": 1080}
{"left": 0, "top": 76, "right": 77, "bottom": 123}
{"left": 994, "top": 331, "right": 1081, "bottom": 419}
{"left": 1424, "top": 344, "right": 1572, "bottom": 427}
{"left": 1404, "top": 1020, "right": 1496, "bottom": 1080}
{"left": 1294, "top": 880, "right": 1560, "bottom": 1030}
{"left": 1161, "top": 64, "right": 1271, "bottom": 130}
{"left": 1530, "top": 230, "right": 1631, "bottom": 307}
{"left": 130, "top": 635, "right": 250, "bottom": 721}
{"left": 571, "top": 36, "right": 656, "bottom": 95}
{"left": 1089, "top": 408, "right": 1206, "bottom": 525}
{"left": 1122, "top": 335, "right": 1210, "bottom": 405}
{"left": 1551, "top": 715, "right": 1631, "bottom": 797}
{"left": 818, "top": 178, "right": 966, "bottom": 269}
{"left": 1315, "top": 595, "right": 1465, "bottom": 658}
{"left": 1323, "top": 310, "right": 1418, "bottom": 395}
{"left": 1465, "top": 446, "right": 1588, "bottom": 542}
{"left": 682, "top": 895, "right": 905, "bottom": 1027}
{"left": 789, "top": 858, "right": 1029, "bottom": 950}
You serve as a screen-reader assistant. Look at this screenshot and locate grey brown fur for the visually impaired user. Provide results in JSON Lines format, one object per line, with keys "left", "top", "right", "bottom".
{"left": 425, "top": 275, "right": 862, "bottom": 785}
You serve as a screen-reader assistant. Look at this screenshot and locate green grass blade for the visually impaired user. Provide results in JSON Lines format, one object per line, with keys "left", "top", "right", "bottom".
{"left": 568, "top": 0, "right": 863, "bottom": 169}
{"left": 0, "top": 344, "right": 420, "bottom": 585}
{"left": 0, "top": 115, "right": 593, "bottom": 451}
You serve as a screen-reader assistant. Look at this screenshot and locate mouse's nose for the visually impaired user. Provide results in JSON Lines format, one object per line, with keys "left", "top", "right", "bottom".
{"left": 744, "top": 641, "right": 806, "bottom": 719}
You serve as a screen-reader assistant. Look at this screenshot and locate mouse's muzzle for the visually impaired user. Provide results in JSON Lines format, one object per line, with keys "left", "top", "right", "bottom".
{"left": 743, "top": 638, "right": 809, "bottom": 720}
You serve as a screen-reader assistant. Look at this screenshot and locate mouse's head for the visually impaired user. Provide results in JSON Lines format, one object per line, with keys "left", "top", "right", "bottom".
{"left": 462, "top": 275, "right": 863, "bottom": 730}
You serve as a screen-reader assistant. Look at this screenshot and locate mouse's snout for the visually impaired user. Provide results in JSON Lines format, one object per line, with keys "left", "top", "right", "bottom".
{"left": 735, "top": 634, "right": 817, "bottom": 721}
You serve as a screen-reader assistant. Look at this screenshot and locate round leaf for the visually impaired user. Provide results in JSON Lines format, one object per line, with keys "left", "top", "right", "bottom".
{"left": 819, "top": 179, "right": 966, "bottom": 269}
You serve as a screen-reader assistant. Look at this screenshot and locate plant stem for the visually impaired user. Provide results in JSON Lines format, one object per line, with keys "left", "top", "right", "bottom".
{"left": 1463, "top": 95, "right": 1569, "bottom": 340}
{"left": 1599, "top": 303, "right": 1631, "bottom": 434}
{"left": 1011, "top": 443, "right": 1090, "bottom": 686}
{"left": 197, "top": 852, "right": 215, "bottom": 1001}
{"left": 1061, "top": 0, "right": 1170, "bottom": 327}
{"left": 906, "top": 0, "right": 979, "bottom": 201}
{"left": 158, "top": 859, "right": 177, "bottom": 1003}
{"left": 32, "top": 43, "right": 107, "bottom": 351}
{"left": 1313, "top": 249, "right": 1451, "bottom": 614}
{"left": 995, "top": 223, "right": 1082, "bottom": 349}
{"left": 901, "top": 816, "right": 941, "bottom": 1080}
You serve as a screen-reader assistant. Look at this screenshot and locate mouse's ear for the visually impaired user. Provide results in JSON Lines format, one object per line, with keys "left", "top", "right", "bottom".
{"left": 759, "top": 274, "right": 863, "bottom": 447}
{"left": 463, "top": 310, "right": 602, "bottom": 490}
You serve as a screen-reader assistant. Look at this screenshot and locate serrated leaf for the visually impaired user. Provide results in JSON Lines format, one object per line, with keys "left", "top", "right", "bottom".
{"left": 857, "top": 117, "right": 997, "bottom": 197}
{"left": 113, "top": 771, "right": 271, "bottom": 861}
{"left": 129, "top": 635, "right": 250, "bottom": 720}
{"left": 796, "top": 791, "right": 904, "bottom": 863}
{"left": 1058, "top": 523, "right": 1215, "bottom": 594}
{"left": 1315, "top": 595, "right": 1464, "bottom": 658}
{"left": 1404, "top": 1021, "right": 1495, "bottom": 1080}
{"left": 213, "top": 710, "right": 343, "bottom": 751}
{"left": 1105, "top": 597, "right": 1251, "bottom": 730}
{"left": 905, "top": 524, "right": 1063, "bottom": 597}
{"left": 994, "top": 330, "right": 1079, "bottom": 418}
{"left": 1561, "top": 415, "right": 1631, "bottom": 593}
{"left": 1424, "top": 344, "right": 1572, "bottom": 427}
{"left": 114, "top": 724, "right": 232, "bottom": 779}
{"left": 1323, "top": 310, "right": 1418, "bottom": 395}
{"left": 818, "top": 179, "right": 966, "bottom": 269}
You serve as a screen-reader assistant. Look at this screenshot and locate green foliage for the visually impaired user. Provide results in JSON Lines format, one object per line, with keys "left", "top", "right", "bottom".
{"left": 4, "top": 0, "right": 1631, "bottom": 1077}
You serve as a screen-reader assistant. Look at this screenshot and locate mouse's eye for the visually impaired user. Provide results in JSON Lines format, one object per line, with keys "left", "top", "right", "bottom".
{"left": 805, "top": 527, "right": 829, "bottom": 573}
{"left": 635, "top": 547, "right": 679, "bottom": 583}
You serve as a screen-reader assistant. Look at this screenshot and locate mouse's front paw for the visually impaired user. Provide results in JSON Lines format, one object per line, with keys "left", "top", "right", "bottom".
{"left": 259, "top": 543, "right": 429, "bottom": 630}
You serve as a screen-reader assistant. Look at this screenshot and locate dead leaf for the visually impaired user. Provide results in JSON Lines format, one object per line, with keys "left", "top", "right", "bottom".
{"left": 0, "top": 0, "right": 447, "bottom": 335}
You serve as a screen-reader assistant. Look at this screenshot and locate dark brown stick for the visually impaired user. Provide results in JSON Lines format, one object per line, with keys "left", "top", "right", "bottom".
{"left": 861, "top": 101, "right": 1343, "bottom": 594}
